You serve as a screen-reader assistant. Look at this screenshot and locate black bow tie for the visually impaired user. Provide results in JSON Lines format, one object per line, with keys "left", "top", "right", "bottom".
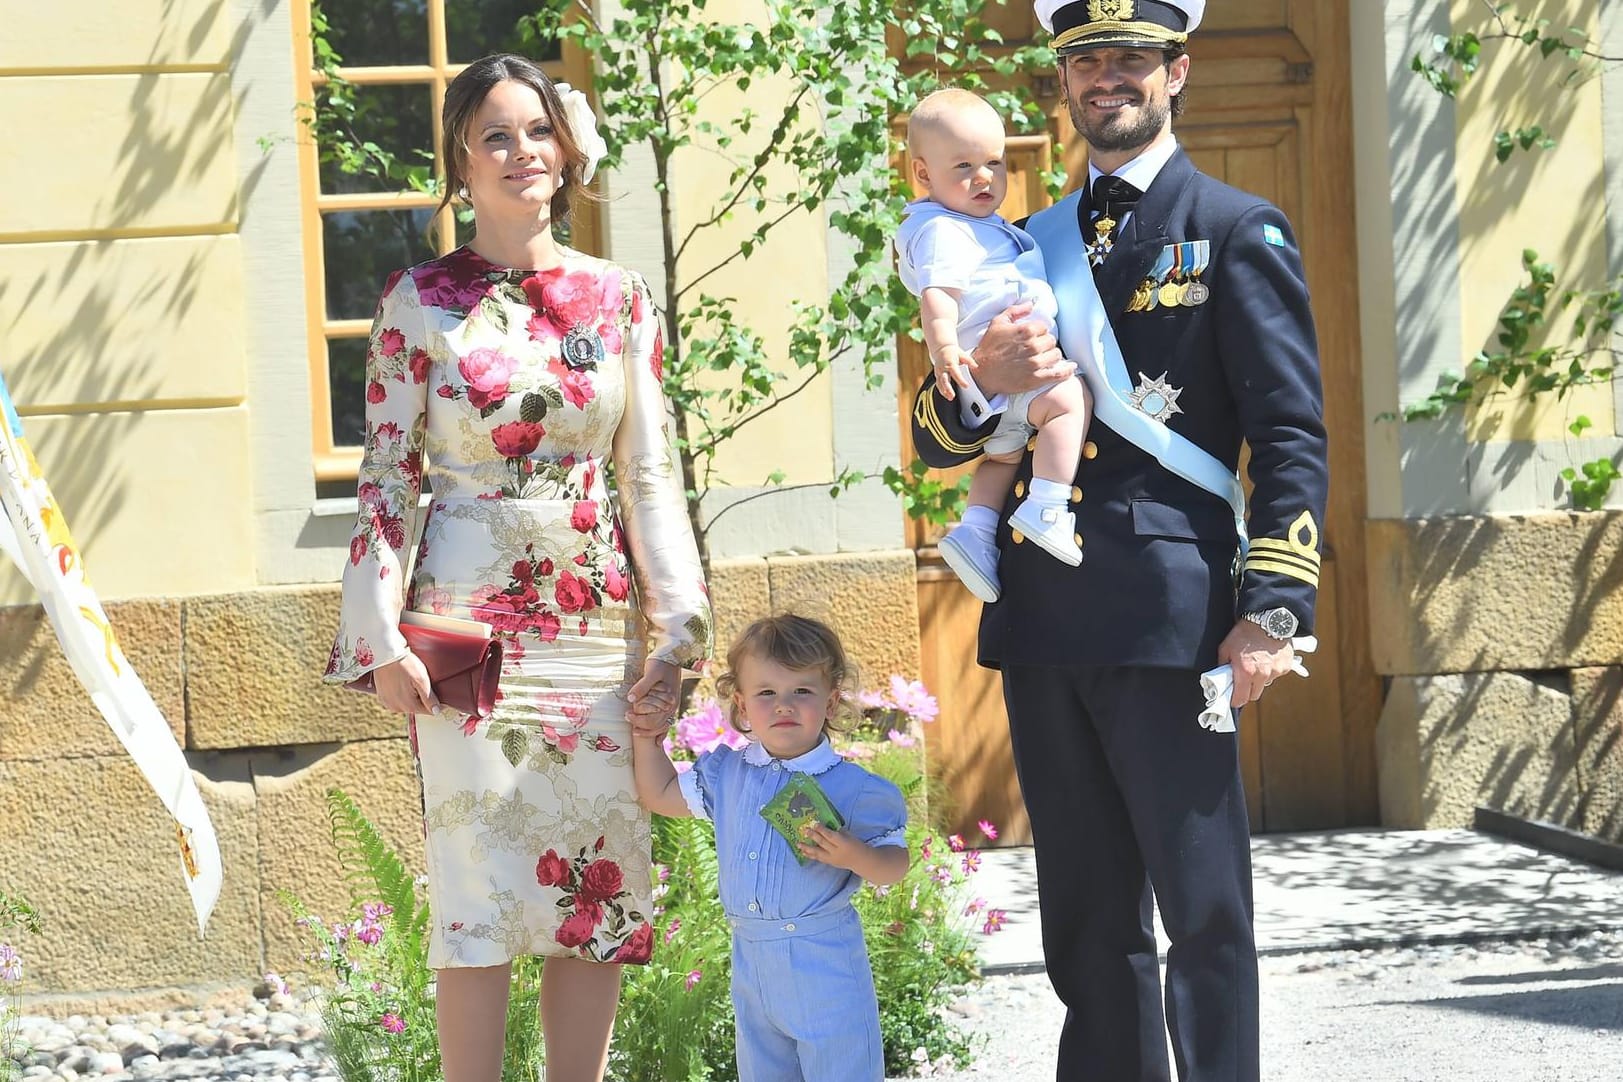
{"left": 1091, "top": 174, "right": 1143, "bottom": 215}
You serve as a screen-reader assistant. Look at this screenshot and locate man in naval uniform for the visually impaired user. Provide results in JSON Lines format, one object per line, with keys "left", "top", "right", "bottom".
{"left": 908, "top": 2, "right": 1329, "bottom": 1080}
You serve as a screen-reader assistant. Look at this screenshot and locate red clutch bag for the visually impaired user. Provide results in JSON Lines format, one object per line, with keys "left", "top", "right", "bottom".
{"left": 345, "top": 615, "right": 503, "bottom": 719}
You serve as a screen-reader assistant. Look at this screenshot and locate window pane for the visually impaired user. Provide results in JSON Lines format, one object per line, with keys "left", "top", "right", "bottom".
{"left": 323, "top": 0, "right": 428, "bottom": 67}
{"left": 323, "top": 208, "right": 439, "bottom": 321}
{"left": 327, "top": 336, "right": 370, "bottom": 449}
{"left": 446, "top": 0, "right": 561, "bottom": 64}
{"left": 318, "top": 83, "right": 435, "bottom": 195}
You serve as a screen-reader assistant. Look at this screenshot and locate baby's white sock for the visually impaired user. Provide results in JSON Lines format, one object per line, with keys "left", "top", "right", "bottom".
{"left": 1027, "top": 478, "right": 1071, "bottom": 510}
{"left": 959, "top": 504, "right": 999, "bottom": 546}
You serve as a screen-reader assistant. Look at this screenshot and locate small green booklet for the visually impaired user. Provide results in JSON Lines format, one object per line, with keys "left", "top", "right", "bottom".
{"left": 760, "top": 774, "right": 845, "bottom": 864}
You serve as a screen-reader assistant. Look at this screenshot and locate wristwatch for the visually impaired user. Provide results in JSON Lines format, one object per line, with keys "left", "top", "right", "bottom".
{"left": 1241, "top": 607, "right": 1299, "bottom": 641}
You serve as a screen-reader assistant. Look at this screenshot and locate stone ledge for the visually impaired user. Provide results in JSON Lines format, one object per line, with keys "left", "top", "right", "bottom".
{"left": 1366, "top": 512, "right": 1623, "bottom": 676}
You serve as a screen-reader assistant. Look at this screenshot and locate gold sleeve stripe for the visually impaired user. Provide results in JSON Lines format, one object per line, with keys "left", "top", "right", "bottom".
{"left": 1248, "top": 537, "right": 1322, "bottom": 566}
{"left": 1243, "top": 547, "right": 1320, "bottom": 577}
{"left": 1243, "top": 555, "right": 1320, "bottom": 588}
{"left": 913, "top": 390, "right": 989, "bottom": 456}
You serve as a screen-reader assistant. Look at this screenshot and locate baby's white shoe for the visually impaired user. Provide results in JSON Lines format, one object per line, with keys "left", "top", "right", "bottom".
{"left": 1008, "top": 498, "right": 1082, "bottom": 566}
{"left": 938, "top": 524, "right": 1001, "bottom": 603}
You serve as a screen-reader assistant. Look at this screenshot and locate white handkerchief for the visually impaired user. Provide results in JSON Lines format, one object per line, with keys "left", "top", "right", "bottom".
{"left": 1197, "top": 636, "right": 1318, "bottom": 733}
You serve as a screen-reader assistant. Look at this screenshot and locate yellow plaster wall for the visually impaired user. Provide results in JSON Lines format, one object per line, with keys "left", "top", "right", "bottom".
{"left": 0, "top": 409, "right": 255, "bottom": 607}
{"left": 0, "top": 73, "right": 238, "bottom": 237}
{"left": 0, "top": 0, "right": 230, "bottom": 70}
{"left": 671, "top": 0, "right": 836, "bottom": 485}
{"left": 0, "top": 236, "right": 248, "bottom": 409}
{"left": 1452, "top": 0, "right": 1610, "bottom": 441}
{"left": 0, "top": 2, "right": 257, "bottom": 604}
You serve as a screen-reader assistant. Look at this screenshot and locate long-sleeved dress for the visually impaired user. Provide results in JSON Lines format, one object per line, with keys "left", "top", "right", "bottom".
{"left": 322, "top": 246, "right": 711, "bottom": 969}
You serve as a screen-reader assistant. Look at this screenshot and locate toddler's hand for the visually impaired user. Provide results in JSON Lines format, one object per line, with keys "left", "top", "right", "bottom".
{"left": 799, "top": 822, "right": 865, "bottom": 871}
{"left": 931, "top": 346, "right": 976, "bottom": 401}
{"left": 626, "top": 657, "right": 680, "bottom": 736}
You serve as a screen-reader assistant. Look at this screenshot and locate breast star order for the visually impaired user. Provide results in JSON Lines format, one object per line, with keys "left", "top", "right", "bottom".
{"left": 1128, "top": 371, "right": 1185, "bottom": 423}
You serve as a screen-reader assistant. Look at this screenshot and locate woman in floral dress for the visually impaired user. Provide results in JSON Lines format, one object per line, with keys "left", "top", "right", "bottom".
{"left": 321, "top": 54, "right": 710, "bottom": 1082}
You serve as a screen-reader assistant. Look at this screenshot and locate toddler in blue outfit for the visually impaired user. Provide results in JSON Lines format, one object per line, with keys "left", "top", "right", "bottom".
{"left": 632, "top": 614, "right": 910, "bottom": 1082}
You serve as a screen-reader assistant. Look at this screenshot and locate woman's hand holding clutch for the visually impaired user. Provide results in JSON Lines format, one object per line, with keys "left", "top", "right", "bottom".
{"left": 372, "top": 652, "right": 440, "bottom": 715}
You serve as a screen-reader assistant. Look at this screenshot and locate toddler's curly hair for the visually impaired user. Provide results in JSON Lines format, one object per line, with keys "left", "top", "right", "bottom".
{"left": 714, "top": 613, "right": 862, "bottom": 736}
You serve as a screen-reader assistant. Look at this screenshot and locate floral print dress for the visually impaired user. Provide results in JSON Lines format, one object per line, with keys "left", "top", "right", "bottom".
{"left": 323, "top": 247, "right": 711, "bottom": 969}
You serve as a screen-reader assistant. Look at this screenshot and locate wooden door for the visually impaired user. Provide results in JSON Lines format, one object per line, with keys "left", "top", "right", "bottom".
{"left": 904, "top": 0, "right": 1380, "bottom": 839}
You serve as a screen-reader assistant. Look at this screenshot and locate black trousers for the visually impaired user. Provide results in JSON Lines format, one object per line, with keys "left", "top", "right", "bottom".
{"left": 1002, "top": 664, "right": 1259, "bottom": 1082}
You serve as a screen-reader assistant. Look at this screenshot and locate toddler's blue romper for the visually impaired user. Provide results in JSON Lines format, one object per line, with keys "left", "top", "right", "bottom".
{"left": 680, "top": 737, "right": 908, "bottom": 1082}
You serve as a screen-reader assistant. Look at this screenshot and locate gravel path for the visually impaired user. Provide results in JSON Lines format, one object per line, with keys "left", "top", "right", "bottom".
{"left": 909, "top": 929, "right": 1623, "bottom": 1081}
{"left": 10, "top": 930, "right": 1620, "bottom": 1082}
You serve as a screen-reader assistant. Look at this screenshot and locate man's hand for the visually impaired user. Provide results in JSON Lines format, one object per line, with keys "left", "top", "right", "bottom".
{"left": 931, "top": 345, "right": 977, "bottom": 401}
{"left": 1216, "top": 621, "right": 1297, "bottom": 707}
{"left": 971, "top": 301, "right": 1074, "bottom": 395}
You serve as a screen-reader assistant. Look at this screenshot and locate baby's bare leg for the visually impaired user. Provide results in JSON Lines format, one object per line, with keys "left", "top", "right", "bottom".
{"left": 968, "top": 453, "right": 1022, "bottom": 512}
{"left": 1025, "top": 378, "right": 1092, "bottom": 486}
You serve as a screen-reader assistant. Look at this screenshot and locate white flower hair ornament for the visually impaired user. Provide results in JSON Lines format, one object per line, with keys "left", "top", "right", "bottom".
{"left": 553, "top": 82, "right": 607, "bottom": 185}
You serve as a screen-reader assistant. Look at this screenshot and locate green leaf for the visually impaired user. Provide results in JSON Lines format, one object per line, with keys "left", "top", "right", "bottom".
{"left": 501, "top": 727, "right": 527, "bottom": 768}
{"left": 521, "top": 392, "right": 549, "bottom": 423}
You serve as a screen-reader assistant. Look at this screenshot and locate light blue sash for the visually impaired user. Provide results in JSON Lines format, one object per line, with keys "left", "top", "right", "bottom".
{"left": 1026, "top": 193, "right": 1247, "bottom": 552}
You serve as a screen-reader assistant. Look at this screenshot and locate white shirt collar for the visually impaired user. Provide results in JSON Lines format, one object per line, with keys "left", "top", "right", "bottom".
{"left": 1087, "top": 135, "right": 1180, "bottom": 200}
{"left": 743, "top": 736, "right": 841, "bottom": 775}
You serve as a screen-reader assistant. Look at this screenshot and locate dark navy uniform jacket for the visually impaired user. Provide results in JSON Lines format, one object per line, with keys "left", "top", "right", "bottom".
{"left": 910, "top": 148, "right": 1329, "bottom": 672}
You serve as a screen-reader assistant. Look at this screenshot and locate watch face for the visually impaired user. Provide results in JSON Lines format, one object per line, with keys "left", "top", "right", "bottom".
{"left": 1265, "top": 609, "right": 1298, "bottom": 638}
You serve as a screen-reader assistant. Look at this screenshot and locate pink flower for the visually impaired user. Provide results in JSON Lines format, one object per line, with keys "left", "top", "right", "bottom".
{"left": 615, "top": 921, "right": 654, "bottom": 965}
{"left": 491, "top": 420, "right": 544, "bottom": 458}
{"left": 458, "top": 348, "right": 519, "bottom": 409}
{"left": 555, "top": 910, "right": 598, "bottom": 949}
{"left": 978, "top": 819, "right": 999, "bottom": 841}
{"left": 349, "top": 535, "right": 367, "bottom": 566}
{"left": 262, "top": 971, "right": 289, "bottom": 996}
{"left": 354, "top": 639, "right": 374, "bottom": 668}
{"left": 963, "top": 897, "right": 987, "bottom": 917}
{"left": 533, "top": 610, "right": 561, "bottom": 642}
{"left": 354, "top": 921, "right": 382, "bottom": 946}
{"left": 524, "top": 267, "right": 606, "bottom": 331}
{"left": 947, "top": 834, "right": 965, "bottom": 852}
{"left": 888, "top": 676, "right": 939, "bottom": 723}
{"left": 982, "top": 908, "right": 1008, "bottom": 935}
{"left": 886, "top": 729, "right": 917, "bottom": 748}
{"left": 649, "top": 326, "right": 665, "bottom": 382}
{"left": 592, "top": 734, "right": 621, "bottom": 753}
{"left": 671, "top": 700, "right": 746, "bottom": 755}
{"left": 554, "top": 571, "right": 594, "bottom": 614}
{"left": 536, "top": 849, "right": 571, "bottom": 889}
{"left": 570, "top": 501, "right": 598, "bottom": 533}
{"left": 684, "top": 969, "right": 702, "bottom": 991}
{"left": 931, "top": 863, "right": 954, "bottom": 886}
{"left": 412, "top": 257, "right": 492, "bottom": 312}
{"left": 542, "top": 724, "right": 580, "bottom": 754}
{"left": 961, "top": 851, "right": 982, "bottom": 874}
{"left": 603, "top": 564, "right": 630, "bottom": 602}
{"left": 378, "top": 328, "right": 406, "bottom": 357}
{"left": 579, "top": 859, "right": 624, "bottom": 902}
{"left": 663, "top": 918, "right": 682, "bottom": 943}
{"left": 379, "top": 1012, "right": 405, "bottom": 1035}
{"left": 560, "top": 369, "right": 595, "bottom": 408}
{"left": 408, "top": 348, "right": 431, "bottom": 384}
{"left": 366, "top": 381, "right": 387, "bottom": 404}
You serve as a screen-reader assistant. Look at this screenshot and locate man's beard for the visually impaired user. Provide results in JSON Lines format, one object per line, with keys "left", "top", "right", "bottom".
{"left": 1068, "top": 91, "right": 1169, "bottom": 153}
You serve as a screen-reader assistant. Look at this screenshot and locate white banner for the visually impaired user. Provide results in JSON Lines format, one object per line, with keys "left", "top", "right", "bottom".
{"left": 0, "top": 368, "right": 220, "bottom": 936}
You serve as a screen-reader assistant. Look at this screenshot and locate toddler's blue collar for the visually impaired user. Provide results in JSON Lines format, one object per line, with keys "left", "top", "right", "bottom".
{"left": 744, "top": 736, "right": 840, "bottom": 775}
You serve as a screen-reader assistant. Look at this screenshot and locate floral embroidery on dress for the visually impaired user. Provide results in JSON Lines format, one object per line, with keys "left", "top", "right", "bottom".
{"left": 535, "top": 838, "right": 653, "bottom": 963}
{"left": 322, "top": 247, "right": 709, "bottom": 968}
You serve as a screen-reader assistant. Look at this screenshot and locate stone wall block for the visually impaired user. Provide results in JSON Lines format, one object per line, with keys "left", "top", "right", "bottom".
{"left": 765, "top": 550, "right": 921, "bottom": 686}
{"left": 253, "top": 738, "right": 425, "bottom": 974}
{"left": 1376, "top": 672, "right": 1581, "bottom": 829}
{"left": 1572, "top": 666, "right": 1623, "bottom": 842}
{"left": 185, "top": 586, "right": 402, "bottom": 749}
{"left": 1366, "top": 513, "right": 1623, "bottom": 675}
{"left": 0, "top": 599, "right": 184, "bottom": 761}
{"left": 0, "top": 757, "right": 260, "bottom": 994}
{"left": 706, "top": 557, "right": 770, "bottom": 671}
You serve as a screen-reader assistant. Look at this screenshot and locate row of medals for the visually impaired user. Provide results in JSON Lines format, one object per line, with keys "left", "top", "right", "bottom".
{"left": 1127, "top": 274, "right": 1209, "bottom": 313}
